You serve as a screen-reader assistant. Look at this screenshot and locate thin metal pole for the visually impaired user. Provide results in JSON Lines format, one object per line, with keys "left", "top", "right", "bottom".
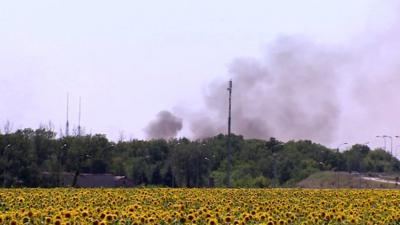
{"left": 78, "top": 97, "right": 81, "bottom": 136}
{"left": 376, "top": 136, "right": 387, "bottom": 151}
{"left": 3, "top": 144, "right": 11, "bottom": 187}
{"left": 226, "top": 80, "right": 232, "bottom": 187}
{"left": 385, "top": 135, "right": 393, "bottom": 156}
{"left": 383, "top": 137, "right": 387, "bottom": 151}
{"left": 382, "top": 135, "right": 393, "bottom": 156}
{"left": 336, "top": 143, "right": 348, "bottom": 188}
{"left": 66, "top": 93, "right": 70, "bottom": 137}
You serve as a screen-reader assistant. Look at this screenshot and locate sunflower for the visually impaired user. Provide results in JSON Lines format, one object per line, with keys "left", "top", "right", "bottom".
{"left": 187, "top": 213, "right": 196, "bottom": 221}
{"left": 22, "top": 217, "right": 30, "bottom": 224}
{"left": 64, "top": 212, "right": 72, "bottom": 219}
{"left": 44, "top": 216, "right": 52, "bottom": 224}
{"left": 266, "top": 220, "right": 274, "bottom": 225}
{"left": 224, "top": 215, "right": 233, "bottom": 223}
{"left": 105, "top": 214, "right": 113, "bottom": 221}
{"left": 208, "top": 218, "right": 218, "bottom": 225}
{"left": 81, "top": 210, "right": 89, "bottom": 217}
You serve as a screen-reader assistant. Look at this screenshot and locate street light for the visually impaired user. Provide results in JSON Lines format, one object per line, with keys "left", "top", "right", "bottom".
{"left": 106, "top": 143, "right": 115, "bottom": 149}
{"left": 72, "top": 153, "right": 91, "bottom": 187}
{"left": 204, "top": 155, "right": 216, "bottom": 187}
{"left": 318, "top": 162, "right": 325, "bottom": 170}
{"left": 56, "top": 143, "right": 69, "bottom": 186}
{"left": 271, "top": 143, "right": 284, "bottom": 187}
{"left": 394, "top": 136, "right": 400, "bottom": 157}
{"left": 376, "top": 135, "right": 387, "bottom": 151}
{"left": 336, "top": 143, "right": 348, "bottom": 153}
{"left": 335, "top": 142, "right": 348, "bottom": 189}
{"left": 383, "top": 135, "right": 393, "bottom": 155}
{"left": 3, "top": 144, "right": 12, "bottom": 187}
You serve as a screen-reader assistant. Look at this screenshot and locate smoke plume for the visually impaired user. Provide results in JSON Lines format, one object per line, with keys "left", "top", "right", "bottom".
{"left": 145, "top": 110, "right": 183, "bottom": 139}
{"left": 147, "top": 2, "right": 400, "bottom": 146}
{"left": 190, "top": 3, "right": 400, "bottom": 146}
{"left": 190, "top": 37, "right": 345, "bottom": 143}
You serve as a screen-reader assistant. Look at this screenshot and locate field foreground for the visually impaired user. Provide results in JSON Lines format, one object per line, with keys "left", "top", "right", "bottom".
{"left": 1, "top": 188, "right": 400, "bottom": 225}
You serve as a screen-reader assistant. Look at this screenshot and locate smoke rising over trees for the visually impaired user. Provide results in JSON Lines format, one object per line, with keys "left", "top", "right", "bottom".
{"left": 145, "top": 37, "right": 344, "bottom": 142}
{"left": 190, "top": 37, "right": 343, "bottom": 143}
{"left": 145, "top": 110, "right": 183, "bottom": 139}
{"left": 148, "top": 9, "right": 400, "bottom": 145}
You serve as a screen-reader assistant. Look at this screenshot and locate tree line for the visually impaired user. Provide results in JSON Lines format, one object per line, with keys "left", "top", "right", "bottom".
{"left": 0, "top": 127, "right": 398, "bottom": 187}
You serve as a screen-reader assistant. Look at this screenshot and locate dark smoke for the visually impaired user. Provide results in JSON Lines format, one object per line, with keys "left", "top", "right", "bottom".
{"left": 149, "top": 2, "right": 400, "bottom": 146}
{"left": 145, "top": 110, "right": 183, "bottom": 139}
{"left": 190, "top": 37, "right": 344, "bottom": 143}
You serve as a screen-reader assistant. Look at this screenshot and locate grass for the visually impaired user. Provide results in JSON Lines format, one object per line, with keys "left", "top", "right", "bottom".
{"left": 297, "top": 171, "right": 400, "bottom": 189}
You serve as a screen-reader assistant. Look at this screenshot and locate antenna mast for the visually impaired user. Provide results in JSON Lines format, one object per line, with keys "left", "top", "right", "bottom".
{"left": 226, "top": 80, "right": 232, "bottom": 187}
{"left": 66, "top": 93, "right": 70, "bottom": 137}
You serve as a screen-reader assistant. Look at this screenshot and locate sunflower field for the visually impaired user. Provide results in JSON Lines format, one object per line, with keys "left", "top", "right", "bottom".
{"left": 1, "top": 188, "right": 400, "bottom": 225}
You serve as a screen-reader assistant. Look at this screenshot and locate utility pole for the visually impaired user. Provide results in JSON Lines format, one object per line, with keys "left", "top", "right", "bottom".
{"left": 376, "top": 135, "right": 387, "bottom": 151}
{"left": 78, "top": 96, "right": 82, "bottom": 136}
{"left": 336, "top": 142, "right": 348, "bottom": 188}
{"left": 66, "top": 93, "right": 70, "bottom": 137}
{"left": 383, "top": 135, "right": 393, "bottom": 155}
{"left": 226, "top": 80, "right": 232, "bottom": 187}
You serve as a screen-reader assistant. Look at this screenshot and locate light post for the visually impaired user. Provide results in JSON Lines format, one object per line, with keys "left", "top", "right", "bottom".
{"left": 336, "top": 143, "right": 348, "bottom": 153}
{"left": 171, "top": 141, "right": 181, "bottom": 188}
{"left": 3, "top": 144, "right": 11, "bottom": 187}
{"left": 395, "top": 136, "right": 400, "bottom": 157}
{"left": 271, "top": 143, "right": 283, "bottom": 187}
{"left": 383, "top": 135, "right": 393, "bottom": 155}
{"left": 203, "top": 156, "right": 210, "bottom": 187}
{"left": 204, "top": 153, "right": 216, "bottom": 187}
{"left": 72, "top": 153, "right": 91, "bottom": 187}
{"left": 358, "top": 142, "right": 369, "bottom": 189}
{"left": 376, "top": 135, "right": 387, "bottom": 151}
{"left": 318, "top": 162, "right": 325, "bottom": 170}
{"left": 60, "top": 143, "right": 92, "bottom": 187}
{"left": 100, "top": 144, "right": 115, "bottom": 160}
{"left": 57, "top": 143, "right": 69, "bottom": 186}
{"left": 336, "top": 142, "right": 348, "bottom": 188}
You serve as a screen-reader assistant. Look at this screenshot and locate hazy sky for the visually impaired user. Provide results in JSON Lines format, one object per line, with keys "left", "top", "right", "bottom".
{"left": 1, "top": 1, "right": 399, "bottom": 152}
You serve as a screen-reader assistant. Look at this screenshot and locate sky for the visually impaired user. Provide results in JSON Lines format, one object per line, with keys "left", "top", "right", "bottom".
{"left": 1, "top": 1, "right": 399, "bottom": 154}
